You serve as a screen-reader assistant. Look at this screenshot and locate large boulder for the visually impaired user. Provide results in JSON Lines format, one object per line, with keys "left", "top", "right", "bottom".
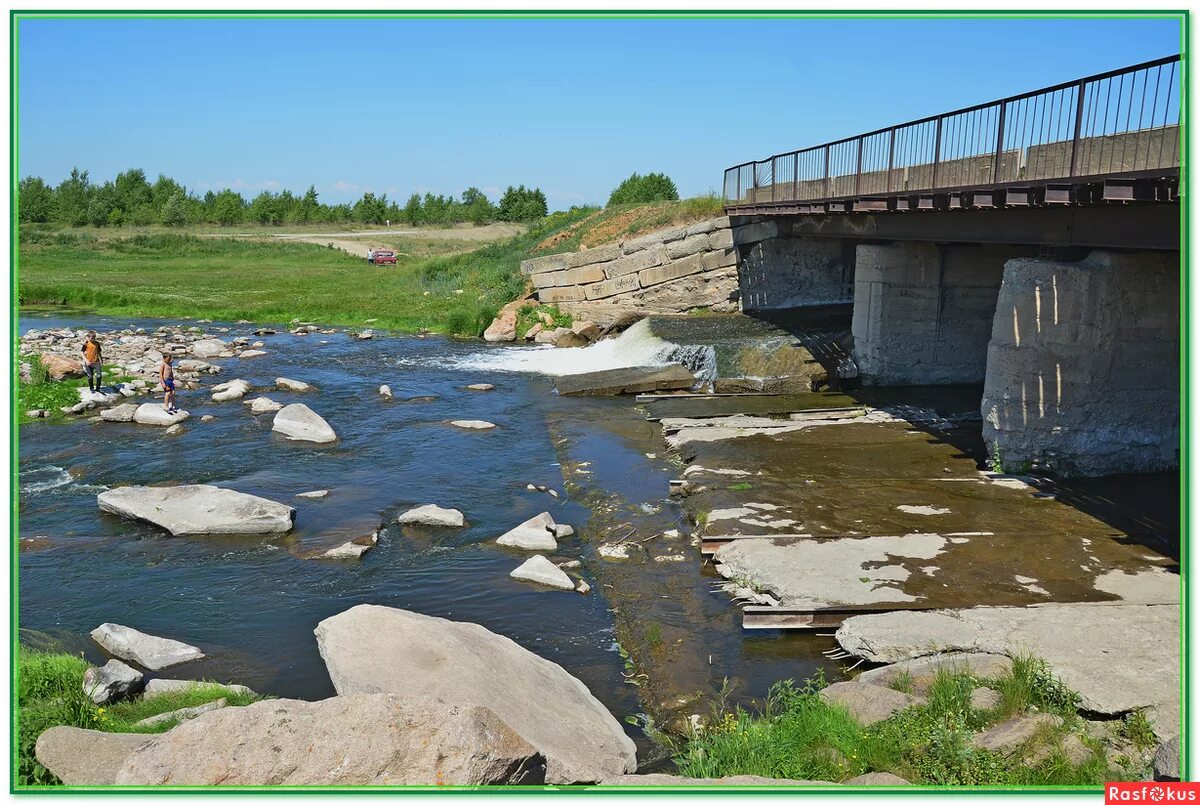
{"left": 970, "top": 714, "right": 1063, "bottom": 753}
{"left": 818, "top": 682, "right": 920, "bottom": 726}
{"left": 100, "top": 403, "right": 139, "bottom": 423}
{"left": 245, "top": 396, "right": 284, "bottom": 414}
{"left": 40, "top": 353, "right": 85, "bottom": 380}
{"left": 98, "top": 484, "right": 295, "bottom": 536}
{"left": 483, "top": 309, "right": 518, "bottom": 343}
{"left": 144, "top": 678, "right": 255, "bottom": 699}
{"left": 113, "top": 694, "right": 545, "bottom": 786}
{"left": 90, "top": 623, "right": 205, "bottom": 671}
{"left": 82, "top": 659, "right": 144, "bottom": 704}
{"left": 314, "top": 605, "right": 637, "bottom": 783}
{"left": 496, "top": 513, "right": 559, "bottom": 551}
{"left": 190, "top": 339, "right": 227, "bottom": 359}
{"left": 396, "top": 504, "right": 466, "bottom": 528}
{"left": 272, "top": 404, "right": 337, "bottom": 443}
{"left": 35, "top": 728, "right": 154, "bottom": 785}
{"left": 132, "top": 404, "right": 190, "bottom": 426}
{"left": 510, "top": 555, "right": 575, "bottom": 590}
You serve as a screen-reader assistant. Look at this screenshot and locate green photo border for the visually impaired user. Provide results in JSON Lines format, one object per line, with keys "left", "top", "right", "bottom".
{"left": 7, "top": 7, "right": 1190, "bottom": 796}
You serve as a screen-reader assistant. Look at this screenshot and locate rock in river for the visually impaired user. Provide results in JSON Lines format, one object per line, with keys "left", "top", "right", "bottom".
{"left": 97, "top": 484, "right": 296, "bottom": 536}
{"left": 132, "top": 403, "right": 190, "bottom": 426}
{"left": 510, "top": 555, "right": 575, "bottom": 590}
{"left": 244, "top": 396, "right": 284, "bottom": 414}
{"left": 191, "top": 339, "right": 227, "bottom": 359}
{"left": 396, "top": 504, "right": 466, "bottom": 527}
{"left": 496, "top": 512, "right": 559, "bottom": 551}
{"left": 272, "top": 403, "right": 337, "bottom": 443}
{"left": 90, "top": 623, "right": 205, "bottom": 671}
{"left": 112, "top": 694, "right": 546, "bottom": 786}
{"left": 83, "top": 659, "right": 144, "bottom": 705}
{"left": 275, "top": 377, "right": 314, "bottom": 392}
{"left": 449, "top": 419, "right": 496, "bottom": 430}
{"left": 314, "top": 604, "right": 637, "bottom": 784}
{"left": 100, "top": 403, "right": 139, "bottom": 423}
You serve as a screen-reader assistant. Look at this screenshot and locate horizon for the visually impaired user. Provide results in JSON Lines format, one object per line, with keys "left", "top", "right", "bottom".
{"left": 17, "top": 14, "right": 1182, "bottom": 211}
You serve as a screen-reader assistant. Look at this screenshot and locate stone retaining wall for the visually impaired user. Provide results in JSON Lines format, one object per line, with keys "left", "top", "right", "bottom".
{"left": 521, "top": 217, "right": 744, "bottom": 325}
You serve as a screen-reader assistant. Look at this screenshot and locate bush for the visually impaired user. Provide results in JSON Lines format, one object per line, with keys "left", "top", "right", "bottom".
{"left": 607, "top": 172, "right": 679, "bottom": 206}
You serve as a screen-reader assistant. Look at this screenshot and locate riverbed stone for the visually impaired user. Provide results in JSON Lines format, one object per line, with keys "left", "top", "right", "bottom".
{"left": 134, "top": 697, "right": 227, "bottom": 728}
{"left": 272, "top": 403, "right": 337, "bottom": 443}
{"left": 835, "top": 603, "right": 1180, "bottom": 739}
{"left": 510, "top": 555, "right": 575, "bottom": 590}
{"left": 40, "top": 353, "right": 85, "bottom": 380}
{"left": 379, "top": 384, "right": 392, "bottom": 398}
{"left": 484, "top": 310, "right": 518, "bottom": 342}
{"left": 467, "top": 383, "right": 495, "bottom": 391}
{"left": 211, "top": 379, "right": 251, "bottom": 402}
{"left": 35, "top": 727, "right": 155, "bottom": 786}
{"left": 970, "top": 714, "right": 1063, "bottom": 753}
{"left": 275, "top": 377, "right": 313, "bottom": 392}
{"left": 113, "top": 694, "right": 545, "bottom": 786}
{"left": 100, "top": 403, "right": 139, "bottom": 423}
{"left": 144, "top": 678, "right": 255, "bottom": 699}
{"left": 296, "top": 489, "right": 329, "bottom": 499}
{"left": 245, "top": 396, "right": 284, "bottom": 414}
{"left": 396, "top": 504, "right": 466, "bottom": 527}
{"left": 97, "top": 484, "right": 295, "bottom": 536}
{"left": 82, "top": 659, "right": 144, "bottom": 705}
{"left": 1155, "top": 736, "right": 1180, "bottom": 781}
{"left": 238, "top": 350, "right": 267, "bottom": 358}
{"left": 450, "top": 419, "right": 496, "bottom": 430}
{"left": 496, "top": 513, "right": 558, "bottom": 551}
{"left": 314, "top": 604, "right": 636, "bottom": 783}
{"left": 191, "top": 339, "right": 227, "bottom": 359}
{"left": 132, "top": 404, "right": 190, "bottom": 426}
{"left": 90, "top": 623, "right": 205, "bottom": 671}
{"left": 818, "top": 682, "right": 920, "bottom": 726}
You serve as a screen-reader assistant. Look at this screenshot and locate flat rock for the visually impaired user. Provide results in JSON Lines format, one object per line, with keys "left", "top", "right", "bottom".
{"left": 450, "top": 419, "right": 496, "bottom": 430}
{"left": 314, "top": 604, "right": 636, "bottom": 783}
{"left": 835, "top": 603, "right": 1180, "bottom": 739}
{"left": 36, "top": 727, "right": 154, "bottom": 785}
{"left": 396, "top": 504, "right": 466, "bottom": 528}
{"left": 818, "top": 682, "right": 919, "bottom": 726}
{"left": 191, "top": 339, "right": 227, "bottom": 359}
{"left": 846, "top": 772, "right": 910, "bottom": 785}
{"left": 83, "top": 659, "right": 144, "bottom": 705}
{"left": 275, "top": 377, "right": 313, "bottom": 392}
{"left": 132, "top": 404, "right": 190, "bottom": 426}
{"left": 144, "top": 678, "right": 255, "bottom": 699}
{"left": 114, "top": 694, "right": 545, "bottom": 786}
{"left": 970, "top": 714, "right": 1063, "bottom": 753}
{"left": 496, "top": 513, "right": 558, "bottom": 551}
{"left": 134, "top": 697, "right": 227, "bottom": 728}
{"left": 466, "top": 383, "right": 495, "bottom": 391}
{"left": 100, "top": 403, "right": 139, "bottom": 423}
{"left": 245, "top": 396, "right": 283, "bottom": 414}
{"left": 316, "top": 535, "right": 377, "bottom": 560}
{"left": 296, "top": 489, "right": 329, "bottom": 499}
{"left": 857, "top": 653, "right": 1013, "bottom": 696}
{"left": 98, "top": 484, "right": 295, "bottom": 536}
{"left": 554, "top": 364, "right": 696, "bottom": 397}
{"left": 510, "top": 555, "right": 575, "bottom": 590}
{"left": 272, "top": 403, "right": 337, "bottom": 443}
{"left": 601, "top": 774, "right": 831, "bottom": 785}
{"left": 1155, "top": 736, "right": 1180, "bottom": 781}
{"left": 211, "top": 379, "right": 251, "bottom": 402}
{"left": 238, "top": 350, "right": 267, "bottom": 358}
{"left": 971, "top": 687, "right": 1003, "bottom": 710}
{"left": 90, "top": 623, "right": 205, "bottom": 671}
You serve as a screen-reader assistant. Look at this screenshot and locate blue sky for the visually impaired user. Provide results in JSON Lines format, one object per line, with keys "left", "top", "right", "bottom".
{"left": 18, "top": 15, "right": 1182, "bottom": 210}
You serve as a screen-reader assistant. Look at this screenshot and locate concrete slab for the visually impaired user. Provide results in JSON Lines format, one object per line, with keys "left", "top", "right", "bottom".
{"left": 554, "top": 365, "right": 696, "bottom": 397}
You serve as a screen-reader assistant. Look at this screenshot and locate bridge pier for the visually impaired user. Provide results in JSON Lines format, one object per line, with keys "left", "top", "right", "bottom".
{"left": 981, "top": 250, "right": 1180, "bottom": 477}
{"left": 850, "top": 242, "right": 1033, "bottom": 385}
{"left": 734, "top": 222, "right": 854, "bottom": 311}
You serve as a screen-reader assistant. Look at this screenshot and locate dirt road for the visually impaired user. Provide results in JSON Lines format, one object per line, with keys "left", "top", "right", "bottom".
{"left": 230, "top": 223, "right": 525, "bottom": 258}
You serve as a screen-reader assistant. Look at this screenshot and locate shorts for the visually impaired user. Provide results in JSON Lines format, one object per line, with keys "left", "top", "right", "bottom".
{"left": 163, "top": 378, "right": 176, "bottom": 391}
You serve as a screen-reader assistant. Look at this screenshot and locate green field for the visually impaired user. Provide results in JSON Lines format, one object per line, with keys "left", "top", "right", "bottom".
{"left": 17, "top": 211, "right": 592, "bottom": 335}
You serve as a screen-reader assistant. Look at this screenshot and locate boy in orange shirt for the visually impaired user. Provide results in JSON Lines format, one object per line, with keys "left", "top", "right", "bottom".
{"left": 81, "top": 331, "right": 103, "bottom": 392}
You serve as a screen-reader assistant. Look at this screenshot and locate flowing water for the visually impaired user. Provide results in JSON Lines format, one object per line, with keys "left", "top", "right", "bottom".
{"left": 16, "top": 312, "right": 836, "bottom": 760}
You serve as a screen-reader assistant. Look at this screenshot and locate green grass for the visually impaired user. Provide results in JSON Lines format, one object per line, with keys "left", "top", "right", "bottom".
{"left": 17, "top": 356, "right": 134, "bottom": 423}
{"left": 17, "top": 648, "right": 259, "bottom": 787}
{"left": 19, "top": 210, "right": 594, "bottom": 337}
{"left": 514, "top": 303, "right": 573, "bottom": 339}
{"left": 673, "top": 660, "right": 1140, "bottom": 787}
{"left": 727, "top": 482, "right": 753, "bottom": 491}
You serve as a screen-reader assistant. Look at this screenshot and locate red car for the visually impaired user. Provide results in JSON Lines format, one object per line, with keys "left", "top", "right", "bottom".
{"left": 368, "top": 250, "right": 397, "bottom": 266}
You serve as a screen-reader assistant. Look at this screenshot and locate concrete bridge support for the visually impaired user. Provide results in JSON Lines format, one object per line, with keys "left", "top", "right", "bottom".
{"left": 735, "top": 222, "right": 854, "bottom": 311}
{"left": 851, "top": 242, "right": 1033, "bottom": 385}
{"left": 981, "top": 250, "right": 1180, "bottom": 477}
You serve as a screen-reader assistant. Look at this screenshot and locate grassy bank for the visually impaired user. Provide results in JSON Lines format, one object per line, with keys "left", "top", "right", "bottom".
{"left": 536, "top": 196, "right": 725, "bottom": 252}
{"left": 673, "top": 658, "right": 1153, "bottom": 786}
{"left": 17, "top": 648, "right": 258, "bottom": 786}
{"left": 18, "top": 209, "right": 594, "bottom": 336}
{"left": 17, "top": 356, "right": 133, "bottom": 422}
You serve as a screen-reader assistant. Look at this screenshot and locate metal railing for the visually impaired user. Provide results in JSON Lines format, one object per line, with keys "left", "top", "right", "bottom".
{"left": 723, "top": 55, "right": 1181, "bottom": 207}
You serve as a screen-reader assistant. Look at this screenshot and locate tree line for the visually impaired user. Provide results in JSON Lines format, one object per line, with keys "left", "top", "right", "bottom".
{"left": 17, "top": 168, "right": 549, "bottom": 227}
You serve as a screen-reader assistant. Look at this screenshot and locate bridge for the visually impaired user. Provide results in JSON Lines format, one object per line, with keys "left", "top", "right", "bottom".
{"left": 722, "top": 56, "right": 1180, "bottom": 251}
{"left": 716, "top": 55, "right": 1181, "bottom": 477}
